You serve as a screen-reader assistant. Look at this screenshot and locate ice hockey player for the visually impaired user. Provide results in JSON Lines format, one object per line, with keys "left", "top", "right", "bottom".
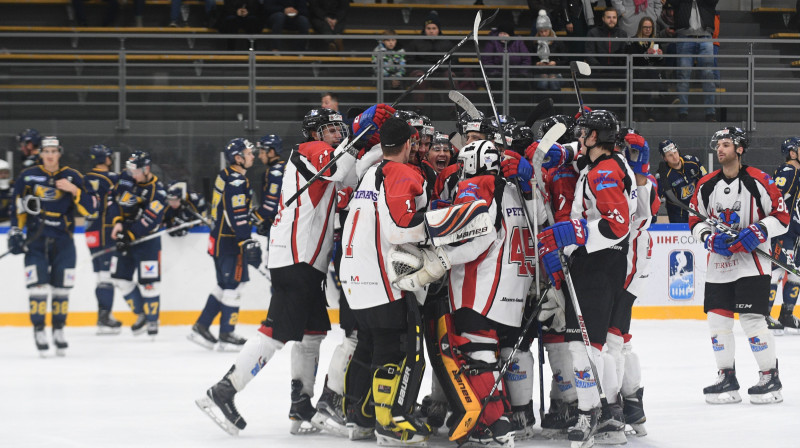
{"left": 8, "top": 136, "right": 96, "bottom": 356}
{"left": 537, "top": 110, "right": 636, "bottom": 446}
{"left": 110, "top": 151, "right": 168, "bottom": 337}
{"left": 188, "top": 139, "right": 258, "bottom": 352}
{"left": 84, "top": 144, "right": 123, "bottom": 334}
{"left": 195, "top": 104, "right": 394, "bottom": 437}
{"left": 162, "top": 180, "right": 207, "bottom": 237}
{"left": 0, "top": 158, "right": 13, "bottom": 222}
{"left": 250, "top": 134, "right": 286, "bottom": 239}
{"left": 16, "top": 128, "right": 42, "bottom": 169}
{"left": 655, "top": 139, "right": 706, "bottom": 223}
{"left": 691, "top": 127, "right": 789, "bottom": 405}
{"left": 766, "top": 136, "right": 800, "bottom": 334}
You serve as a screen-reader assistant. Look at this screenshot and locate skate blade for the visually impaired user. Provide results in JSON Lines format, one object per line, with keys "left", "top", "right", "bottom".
{"left": 513, "top": 425, "right": 535, "bottom": 441}
{"left": 37, "top": 349, "right": 48, "bottom": 358}
{"left": 540, "top": 428, "right": 568, "bottom": 440}
{"left": 594, "top": 430, "right": 627, "bottom": 445}
{"left": 310, "top": 411, "right": 349, "bottom": 437}
{"left": 784, "top": 327, "right": 800, "bottom": 335}
{"left": 570, "top": 436, "right": 595, "bottom": 448}
{"left": 750, "top": 390, "right": 783, "bottom": 404}
{"left": 624, "top": 423, "right": 647, "bottom": 437}
{"left": 96, "top": 326, "right": 122, "bottom": 335}
{"left": 195, "top": 396, "right": 240, "bottom": 436}
{"left": 55, "top": 348, "right": 67, "bottom": 357}
{"left": 216, "top": 342, "right": 244, "bottom": 353}
{"left": 376, "top": 433, "right": 428, "bottom": 447}
{"left": 132, "top": 327, "right": 147, "bottom": 336}
{"left": 769, "top": 328, "right": 785, "bottom": 336}
{"left": 187, "top": 333, "right": 216, "bottom": 350}
{"left": 705, "top": 390, "right": 742, "bottom": 404}
{"left": 460, "top": 435, "right": 515, "bottom": 448}
{"left": 347, "top": 423, "right": 376, "bottom": 440}
{"left": 290, "top": 419, "right": 321, "bottom": 435}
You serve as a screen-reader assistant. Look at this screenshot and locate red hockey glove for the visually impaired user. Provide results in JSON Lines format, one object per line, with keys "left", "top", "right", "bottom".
{"left": 729, "top": 223, "right": 768, "bottom": 254}
{"left": 537, "top": 218, "right": 588, "bottom": 256}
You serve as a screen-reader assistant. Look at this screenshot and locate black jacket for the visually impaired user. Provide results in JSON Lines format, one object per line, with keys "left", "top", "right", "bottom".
{"left": 585, "top": 24, "right": 628, "bottom": 66}
{"left": 674, "top": 0, "right": 717, "bottom": 35}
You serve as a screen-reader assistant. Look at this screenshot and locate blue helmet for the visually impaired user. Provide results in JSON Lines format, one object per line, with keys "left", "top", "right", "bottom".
{"left": 659, "top": 139, "right": 679, "bottom": 157}
{"left": 166, "top": 180, "right": 188, "bottom": 201}
{"left": 17, "top": 128, "right": 42, "bottom": 148}
{"left": 224, "top": 138, "right": 254, "bottom": 165}
{"left": 126, "top": 150, "right": 152, "bottom": 169}
{"left": 89, "top": 144, "right": 113, "bottom": 163}
{"left": 257, "top": 134, "right": 283, "bottom": 156}
{"left": 781, "top": 137, "right": 800, "bottom": 157}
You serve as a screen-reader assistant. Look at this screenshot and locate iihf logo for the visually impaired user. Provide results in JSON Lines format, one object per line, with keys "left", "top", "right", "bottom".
{"left": 668, "top": 250, "right": 694, "bottom": 300}
{"left": 748, "top": 336, "right": 768, "bottom": 352}
{"left": 574, "top": 368, "right": 596, "bottom": 389}
{"left": 711, "top": 335, "right": 725, "bottom": 352}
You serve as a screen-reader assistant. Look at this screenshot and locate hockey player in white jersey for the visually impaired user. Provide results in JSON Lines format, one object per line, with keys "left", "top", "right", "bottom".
{"left": 690, "top": 127, "right": 789, "bottom": 405}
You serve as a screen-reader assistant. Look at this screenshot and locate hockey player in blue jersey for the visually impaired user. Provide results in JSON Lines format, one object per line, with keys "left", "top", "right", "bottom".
{"left": 188, "top": 138, "right": 261, "bottom": 352}
{"left": 8, "top": 136, "right": 96, "bottom": 356}
{"left": 110, "top": 151, "right": 168, "bottom": 337}
{"left": 767, "top": 137, "right": 800, "bottom": 334}
{"left": 84, "top": 144, "right": 123, "bottom": 334}
{"left": 250, "top": 134, "right": 286, "bottom": 238}
{"left": 655, "top": 139, "right": 707, "bottom": 223}
{"left": 0, "top": 159, "right": 12, "bottom": 223}
{"left": 163, "top": 180, "right": 208, "bottom": 237}
{"left": 16, "top": 128, "right": 42, "bottom": 170}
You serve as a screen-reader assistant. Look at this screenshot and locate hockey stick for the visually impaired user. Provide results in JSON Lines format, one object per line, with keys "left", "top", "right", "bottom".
{"left": 286, "top": 9, "right": 500, "bottom": 207}
{"left": 531, "top": 122, "right": 611, "bottom": 412}
{"left": 664, "top": 190, "right": 800, "bottom": 277}
{"left": 569, "top": 61, "right": 591, "bottom": 115}
{"left": 90, "top": 218, "right": 203, "bottom": 259}
{"left": 448, "top": 90, "right": 481, "bottom": 120}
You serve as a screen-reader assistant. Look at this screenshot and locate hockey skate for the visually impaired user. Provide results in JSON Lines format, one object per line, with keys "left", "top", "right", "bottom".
{"left": 594, "top": 402, "right": 626, "bottom": 446}
{"left": 568, "top": 408, "right": 599, "bottom": 448}
{"left": 778, "top": 305, "right": 800, "bottom": 335}
{"left": 131, "top": 313, "right": 147, "bottom": 335}
{"left": 766, "top": 315, "right": 784, "bottom": 336}
{"left": 289, "top": 380, "right": 321, "bottom": 435}
{"left": 509, "top": 401, "right": 535, "bottom": 441}
{"left": 146, "top": 321, "right": 159, "bottom": 338}
{"left": 748, "top": 364, "right": 783, "bottom": 404}
{"left": 310, "top": 383, "right": 348, "bottom": 436}
{"left": 53, "top": 327, "right": 68, "bottom": 357}
{"left": 217, "top": 332, "right": 246, "bottom": 352}
{"left": 347, "top": 423, "right": 376, "bottom": 440}
{"left": 462, "top": 415, "right": 515, "bottom": 448}
{"left": 703, "top": 368, "right": 741, "bottom": 404}
{"left": 33, "top": 325, "right": 48, "bottom": 358}
{"left": 418, "top": 395, "right": 447, "bottom": 432}
{"left": 96, "top": 310, "right": 122, "bottom": 335}
{"left": 622, "top": 387, "right": 646, "bottom": 437}
{"left": 375, "top": 423, "right": 431, "bottom": 447}
{"left": 187, "top": 323, "right": 217, "bottom": 350}
{"left": 346, "top": 398, "right": 376, "bottom": 440}
{"left": 195, "top": 367, "right": 246, "bottom": 436}
{"left": 541, "top": 399, "right": 578, "bottom": 440}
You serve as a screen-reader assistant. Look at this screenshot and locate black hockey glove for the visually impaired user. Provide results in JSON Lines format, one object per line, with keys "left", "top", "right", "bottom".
{"left": 115, "top": 231, "right": 133, "bottom": 256}
{"left": 241, "top": 239, "right": 262, "bottom": 268}
{"left": 256, "top": 219, "right": 272, "bottom": 237}
{"left": 8, "top": 227, "right": 26, "bottom": 254}
{"left": 167, "top": 217, "right": 189, "bottom": 237}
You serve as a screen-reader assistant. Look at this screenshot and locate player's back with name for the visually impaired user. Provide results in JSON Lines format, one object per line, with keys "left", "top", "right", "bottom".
{"left": 209, "top": 167, "right": 251, "bottom": 257}
{"left": 84, "top": 168, "right": 119, "bottom": 246}
{"left": 114, "top": 171, "right": 168, "bottom": 238}
{"left": 13, "top": 164, "right": 92, "bottom": 236}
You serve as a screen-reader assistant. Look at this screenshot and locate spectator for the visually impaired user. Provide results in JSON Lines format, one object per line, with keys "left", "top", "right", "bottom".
{"left": 321, "top": 92, "right": 339, "bottom": 111}
{"left": 564, "top": 0, "right": 595, "bottom": 57}
{"left": 585, "top": 7, "right": 629, "bottom": 91}
{"left": 309, "top": 0, "right": 348, "bottom": 52}
{"left": 170, "top": 0, "right": 217, "bottom": 27}
{"left": 612, "top": 0, "right": 662, "bottom": 38}
{"left": 654, "top": 139, "right": 706, "bottom": 223}
{"left": 531, "top": 11, "right": 566, "bottom": 92}
{"left": 480, "top": 23, "right": 531, "bottom": 80}
{"left": 630, "top": 16, "right": 664, "bottom": 121}
{"left": 264, "top": 0, "right": 310, "bottom": 52}
{"left": 657, "top": 1, "right": 678, "bottom": 68}
{"left": 217, "top": 0, "right": 264, "bottom": 51}
{"left": 674, "top": 0, "right": 718, "bottom": 122}
{"left": 527, "top": 0, "right": 567, "bottom": 32}
{"left": 404, "top": 12, "right": 452, "bottom": 111}
{"left": 372, "top": 30, "right": 406, "bottom": 89}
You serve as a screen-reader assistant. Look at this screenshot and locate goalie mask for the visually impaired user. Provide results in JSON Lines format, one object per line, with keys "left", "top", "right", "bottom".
{"left": 457, "top": 140, "right": 501, "bottom": 180}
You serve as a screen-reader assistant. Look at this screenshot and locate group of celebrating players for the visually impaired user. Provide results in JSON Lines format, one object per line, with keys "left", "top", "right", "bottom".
{"left": 3, "top": 99, "right": 796, "bottom": 448}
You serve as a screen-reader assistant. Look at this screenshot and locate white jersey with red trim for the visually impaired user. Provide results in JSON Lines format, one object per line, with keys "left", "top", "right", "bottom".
{"left": 444, "top": 175, "right": 546, "bottom": 328}
{"left": 340, "top": 160, "right": 429, "bottom": 310}
{"left": 690, "top": 166, "right": 790, "bottom": 283}
{"left": 269, "top": 140, "right": 355, "bottom": 273}
{"left": 625, "top": 175, "right": 661, "bottom": 298}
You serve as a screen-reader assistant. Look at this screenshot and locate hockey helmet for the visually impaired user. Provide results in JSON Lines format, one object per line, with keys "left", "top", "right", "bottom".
{"left": 780, "top": 137, "right": 800, "bottom": 158}
{"left": 0, "top": 159, "right": 10, "bottom": 190}
{"left": 419, "top": 114, "right": 435, "bottom": 136}
{"left": 126, "top": 150, "right": 151, "bottom": 169}
{"left": 456, "top": 110, "right": 486, "bottom": 136}
{"left": 537, "top": 115, "right": 576, "bottom": 145}
{"left": 658, "top": 139, "right": 679, "bottom": 157}
{"left": 257, "top": 134, "right": 283, "bottom": 157}
{"left": 457, "top": 139, "right": 501, "bottom": 180}
{"left": 89, "top": 144, "right": 113, "bottom": 163}
{"left": 430, "top": 132, "right": 453, "bottom": 154}
{"left": 224, "top": 138, "right": 254, "bottom": 165}
{"left": 40, "top": 136, "right": 63, "bottom": 153}
{"left": 302, "top": 108, "right": 348, "bottom": 142}
{"left": 574, "top": 110, "right": 619, "bottom": 145}
{"left": 395, "top": 109, "right": 425, "bottom": 129}
{"left": 509, "top": 124, "right": 535, "bottom": 156}
{"left": 166, "top": 180, "right": 188, "bottom": 202}
{"left": 17, "top": 128, "right": 42, "bottom": 148}
{"left": 710, "top": 127, "right": 748, "bottom": 154}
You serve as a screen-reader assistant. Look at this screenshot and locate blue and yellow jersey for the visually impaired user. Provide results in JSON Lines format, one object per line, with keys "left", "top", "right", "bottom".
{"left": 11, "top": 165, "right": 95, "bottom": 237}
{"left": 0, "top": 185, "right": 13, "bottom": 223}
{"left": 772, "top": 162, "right": 800, "bottom": 248}
{"left": 252, "top": 159, "right": 285, "bottom": 226}
{"left": 208, "top": 167, "right": 252, "bottom": 257}
{"left": 656, "top": 154, "right": 707, "bottom": 223}
{"left": 84, "top": 168, "right": 120, "bottom": 248}
{"left": 113, "top": 172, "right": 168, "bottom": 239}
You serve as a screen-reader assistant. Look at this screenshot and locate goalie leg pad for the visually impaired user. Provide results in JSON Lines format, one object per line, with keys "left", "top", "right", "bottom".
{"left": 424, "top": 199, "right": 492, "bottom": 247}
{"left": 327, "top": 331, "right": 358, "bottom": 396}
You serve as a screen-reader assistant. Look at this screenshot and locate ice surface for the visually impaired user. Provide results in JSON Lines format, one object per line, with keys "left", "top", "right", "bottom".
{"left": 2, "top": 320, "right": 798, "bottom": 447}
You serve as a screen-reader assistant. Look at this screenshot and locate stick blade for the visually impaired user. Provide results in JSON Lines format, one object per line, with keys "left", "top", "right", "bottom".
{"left": 531, "top": 122, "right": 567, "bottom": 178}
{"left": 570, "top": 60, "right": 592, "bottom": 76}
{"left": 449, "top": 90, "right": 481, "bottom": 120}
{"left": 473, "top": 11, "right": 482, "bottom": 43}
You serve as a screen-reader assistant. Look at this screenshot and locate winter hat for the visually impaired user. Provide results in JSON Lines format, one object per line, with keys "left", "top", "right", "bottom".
{"left": 497, "top": 22, "right": 516, "bottom": 36}
{"left": 423, "top": 11, "right": 442, "bottom": 34}
{"left": 536, "top": 10, "right": 552, "bottom": 31}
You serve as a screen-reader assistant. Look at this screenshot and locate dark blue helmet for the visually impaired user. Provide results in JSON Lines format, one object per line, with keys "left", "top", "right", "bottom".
{"left": 224, "top": 138, "right": 254, "bottom": 165}
{"left": 781, "top": 137, "right": 800, "bottom": 157}
{"left": 89, "top": 144, "right": 113, "bottom": 163}
{"left": 17, "top": 128, "right": 42, "bottom": 148}
{"left": 575, "top": 110, "right": 619, "bottom": 145}
{"left": 166, "top": 180, "right": 188, "bottom": 201}
{"left": 257, "top": 134, "right": 283, "bottom": 156}
{"left": 126, "top": 150, "right": 152, "bottom": 169}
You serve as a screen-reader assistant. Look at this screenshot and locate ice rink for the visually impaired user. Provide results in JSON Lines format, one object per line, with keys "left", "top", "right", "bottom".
{"left": 3, "top": 319, "right": 799, "bottom": 447}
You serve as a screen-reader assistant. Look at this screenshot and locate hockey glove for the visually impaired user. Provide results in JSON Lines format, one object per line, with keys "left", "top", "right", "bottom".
{"left": 388, "top": 245, "right": 451, "bottom": 291}
{"left": 729, "top": 223, "right": 768, "bottom": 254}
{"left": 537, "top": 218, "right": 588, "bottom": 256}
{"left": 352, "top": 103, "right": 396, "bottom": 148}
{"left": 241, "top": 239, "right": 263, "bottom": 268}
{"left": 256, "top": 219, "right": 273, "bottom": 237}
{"left": 501, "top": 151, "right": 533, "bottom": 193}
{"left": 429, "top": 199, "right": 451, "bottom": 211}
{"left": 704, "top": 232, "right": 733, "bottom": 257}
{"left": 115, "top": 231, "right": 133, "bottom": 257}
{"left": 525, "top": 141, "right": 568, "bottom": 170}
{"left": 541, "top": 251, "right": 565, "bottom": 290}
{"left": 537, "top": 286, "right": 566, "bottom": 332}
{"left": 167, "top": 217, "right": 188, "bottom": 237}
{"left": 337, "top": 187, "right": 353, "bottom": 211}
{"left": 8, "top": 226, "right": 26, "bottom": 255}
{"left": 623, "top": 132, "right": 650, "bottom": 176}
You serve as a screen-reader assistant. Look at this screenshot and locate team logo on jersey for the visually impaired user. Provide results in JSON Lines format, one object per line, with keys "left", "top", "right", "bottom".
{"left": 140, "top": 261, "right": 159, "bottom": 279}
{"left": 33, "top": 184, "right": 62, "bottom": 201}
{"left": 89, "top": 179, "right": 100, "bottom": 193}
{"left": 668, "top": 250, "right": 695, "bottom": 301}
{"left": 748, "top": 336, "right": 768, "bottom": 352}
{"left": 24, "top": 265, "right": 38, "bottom": 285}
{"left": 680, "top": 184, "right": 695, "bottom": 200}
{"left": 574, "top": 368, "right": 596, "bottom": 388}
{"left": 457, "top": 183, "right": 480, "bottom": 201}
{"left": 715, "top": 201, "right": 741, "bottom": 228}
{"left": 711, "top": 336, "right": 725, "bottom": 352}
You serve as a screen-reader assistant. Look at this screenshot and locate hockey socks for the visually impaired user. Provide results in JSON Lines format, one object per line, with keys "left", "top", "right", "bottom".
{"left": 219, "top": 304, "right": 239, "bottom": 334}
{"left": 326, "top": 331, "right": 357, "bottom": 396}
{"left": 51, "top": 292, "right": 69, "bottom": 328}
{"left": 121, "top": 283, "right": 144, "bottom": 315}
{"left": 141, "top": 283, "right": 160, "bottom": 322}
{"left": 196, "top": 291, "right": 223, "bottom": 328}
{"left": 620, "top": 339, "right": 642, "bottom": 397}
{"left": 28, "top": 285, "right": 49, "bottom": 327}
{"left": 545, "top": 341, "right": 577, "bottom": 403}
{"left": 291, "top": 334, "right": 324, "bottom": 398}
{"left": 707, "top": 310, "right": 736, "bottom": 370}
{"left": 568, "top": 341, "right": 603, "bottom": 412}
{"left": 230, "top": 331, "right": 285, "bottom": 391}
{"left": 96, "top": 282, "right": 114, "bottom": 311}
{"left": 740, "top": 313, "right": 777, "bottom": 372}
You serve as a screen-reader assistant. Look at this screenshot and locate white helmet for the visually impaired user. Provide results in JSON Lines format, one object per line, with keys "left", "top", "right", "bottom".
{"left": 457, "top": 140, "right": 500, "bottom": 180}
{"left": 0, "top": 159, "right": 10, "bottom": 190}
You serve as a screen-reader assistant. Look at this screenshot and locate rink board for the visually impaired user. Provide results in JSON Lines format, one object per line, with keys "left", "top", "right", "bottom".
{"left": 0, "top": 224, "right": 783, "bottom": 325}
